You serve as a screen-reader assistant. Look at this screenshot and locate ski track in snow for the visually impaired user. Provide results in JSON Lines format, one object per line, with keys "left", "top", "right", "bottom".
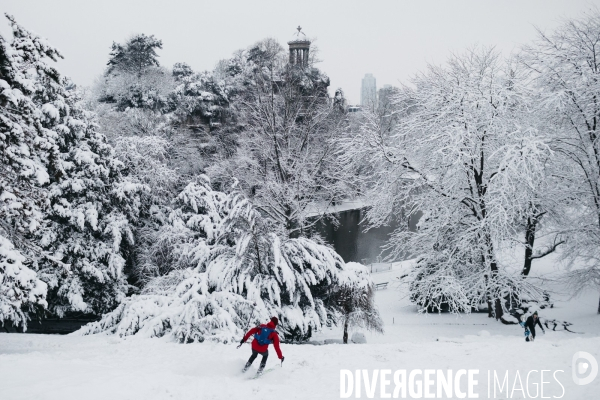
{"left": 1, "top": 258, "right": 599, "bottom": 399}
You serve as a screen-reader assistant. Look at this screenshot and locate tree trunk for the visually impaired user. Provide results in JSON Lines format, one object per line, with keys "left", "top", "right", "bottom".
{"left": 484, "top": 274, "right": 493, "bottom": 318}
{"left": 285, "top": 206, "right": 301, "bottom": 239}
{"left": 343, "top": 318, "right": 348, "bottom": 344}
{"left": 494, "top": 298, "right": 504, "bottom": 321}
{"left": 598, "top": 293, "right": 600, "bottom": 314}
{"left": 491, "top": 261, "right": 504, "bottom": 320}
{"left": 522, "top": 216, "right": 538, "bottom": 276}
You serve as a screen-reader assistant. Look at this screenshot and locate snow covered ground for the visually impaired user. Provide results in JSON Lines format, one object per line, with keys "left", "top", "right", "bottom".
{"left": 1, "top": 258, "right": 599, "bottom": 399}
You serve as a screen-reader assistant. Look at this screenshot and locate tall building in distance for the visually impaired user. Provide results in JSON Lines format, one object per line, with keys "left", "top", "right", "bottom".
{"left": 361, "top": 73, "right": 377, "bottom": 107}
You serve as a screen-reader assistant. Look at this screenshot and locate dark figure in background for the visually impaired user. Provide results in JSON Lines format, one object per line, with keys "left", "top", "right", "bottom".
{"left": 240, "top": 317, "right": 284, "bottom": 375}
{"left": 525, "top": 311, "right": 545, "bottom": 342}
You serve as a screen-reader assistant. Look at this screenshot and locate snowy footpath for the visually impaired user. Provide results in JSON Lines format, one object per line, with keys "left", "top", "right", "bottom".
{"left": 2, "top": 262, "right": 599, "bottom": 399}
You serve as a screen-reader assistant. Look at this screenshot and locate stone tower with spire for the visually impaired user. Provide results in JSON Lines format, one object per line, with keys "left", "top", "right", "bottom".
{"left": 288, "top": 26, "right": 311, "bottom": 67}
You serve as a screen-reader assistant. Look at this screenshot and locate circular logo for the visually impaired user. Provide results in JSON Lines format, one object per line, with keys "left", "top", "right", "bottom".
{"left": 572, "top": 351, "right": 598, "bottom": 386}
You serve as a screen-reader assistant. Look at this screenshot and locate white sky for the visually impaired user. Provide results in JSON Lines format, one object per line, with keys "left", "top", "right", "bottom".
{"left": 2, "top": 0, "right": 600, "bottom": 104}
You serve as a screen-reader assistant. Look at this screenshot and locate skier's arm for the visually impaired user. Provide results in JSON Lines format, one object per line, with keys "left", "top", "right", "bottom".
{"left": 241, "top": 327, "right": 260, "bottom": 343}
{"left": 272, "top": 333, "right": 283, "bottom": 359}
{"left": 536, "top": 319, "right": 545, "bottom": 331}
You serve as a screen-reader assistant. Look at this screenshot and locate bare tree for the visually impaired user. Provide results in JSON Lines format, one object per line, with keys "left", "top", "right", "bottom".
{"left": 207, "top": 39, "right": 350, "bottom": 239}
{"left": 338, "top": 48, "right": 550, "bottom": 319}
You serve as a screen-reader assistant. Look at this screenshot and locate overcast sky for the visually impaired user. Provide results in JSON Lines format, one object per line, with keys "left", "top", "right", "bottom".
{"left": 2, "top": 0, "right": 600, "bottom": 103}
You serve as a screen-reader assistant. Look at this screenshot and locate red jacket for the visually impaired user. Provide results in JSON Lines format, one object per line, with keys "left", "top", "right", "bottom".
{"left": 242, "top": 321, "right": 283, "bottom": 359}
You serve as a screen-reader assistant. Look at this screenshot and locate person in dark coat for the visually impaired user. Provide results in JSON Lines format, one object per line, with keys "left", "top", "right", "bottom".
{"left": 525, "top": 311, "right": 545, "bottom": 341}
{"left": 239, "top": 317, "right": 284, "bottom": 375}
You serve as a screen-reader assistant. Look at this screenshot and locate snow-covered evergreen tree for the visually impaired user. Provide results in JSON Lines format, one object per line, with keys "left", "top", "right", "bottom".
{"left": 0, "top": 15, "right": 145, "bottom": 317}
{"left": 0, "top": 14, "right": 60, "bottom": 247}
{"left": 327, "top": 262, "right": 383, "bottom": 343}
{"left": 81, "top": 176, "right": 376, "bottom": 341}
{"left": 35, "top": 82, "right": 144, "bottom": 316}
{"left": 0, "top": 14, "right": 63, "bottom": 327}
{"left": 205, "top": 181, "right": 348, "bottom": 339}
{"left": 106, "top": 34, "right": 163, "bottom": 77}
{"left": 96, "top": 34, "right": 173, "bottom": 112}
{"left": 170, "top": 67, "right": 230, "bottom": 124}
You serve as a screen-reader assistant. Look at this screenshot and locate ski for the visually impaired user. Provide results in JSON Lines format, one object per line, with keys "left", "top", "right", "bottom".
{"left": 249, "top": 367, "right": 276, "bottom": 380}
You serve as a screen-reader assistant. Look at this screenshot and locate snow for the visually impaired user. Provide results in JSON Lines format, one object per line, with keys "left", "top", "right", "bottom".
{"left": 305, "top": 198, "right": 370, "bottom": 217}
{"left": 41, "top": 103, "right": 60, "bottom": 120}
{"left": 0, "top": 235, "right": 48, "bottom": 326}
{"left": 0, "top": 302, "right": 598, "bottom": 399}
{"left": 350, "top": 331, "right": 367, "bottom": 343}
{"left": 1, "top": 255, "right": 599, "bottom": 399}
{"left": 1, "top": 13, "right": 600, "bottom": 400}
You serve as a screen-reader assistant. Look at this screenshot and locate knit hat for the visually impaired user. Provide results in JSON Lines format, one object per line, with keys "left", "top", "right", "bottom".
{"left": 270, "top": 316, "right": 279, "bottom": 326}
{"left": 533, "top": 311, "right": 538, "bottom": 316}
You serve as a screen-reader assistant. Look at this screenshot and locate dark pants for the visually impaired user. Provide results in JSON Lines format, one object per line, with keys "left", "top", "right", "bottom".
{"left": 530, "top": 326, "right": 537, "bottom": 340}
{"left": 246, "top": 349, "right": 268, "bottom": 370}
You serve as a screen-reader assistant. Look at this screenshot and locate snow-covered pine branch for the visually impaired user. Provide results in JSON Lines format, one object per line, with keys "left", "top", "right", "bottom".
{"left": 0, "top": 235, "right": 47, "bottom": 328}
{"left": 78, "top": 270, "right": 252, "bottom": 343}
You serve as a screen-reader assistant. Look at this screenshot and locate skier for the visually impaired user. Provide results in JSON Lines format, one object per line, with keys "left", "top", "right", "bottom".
{"left": 239, "top": 317, "right": 284, "bottom": 376}
{"left": 524, "top": 311, "right": 545, "bottom": 342}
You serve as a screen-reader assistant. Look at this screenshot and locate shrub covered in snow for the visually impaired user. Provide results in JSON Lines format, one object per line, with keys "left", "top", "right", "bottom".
{"left": 408, "top": 255, "right": 546, "bottom": 315}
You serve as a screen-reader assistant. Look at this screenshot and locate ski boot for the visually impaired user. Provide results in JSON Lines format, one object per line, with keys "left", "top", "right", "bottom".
{"left": 242, "top": 362, "right": 252, "bottom": 373}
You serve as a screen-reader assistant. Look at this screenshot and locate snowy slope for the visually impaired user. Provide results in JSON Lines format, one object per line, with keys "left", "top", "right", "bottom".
{"left": 315, "top": 258, "right": 600, "bottom": 344}
{"left": 1, "top": 257, "right": 599, "bottom": 399}
{"left": 1, "top": 327, "right": 599, "bottom": 399}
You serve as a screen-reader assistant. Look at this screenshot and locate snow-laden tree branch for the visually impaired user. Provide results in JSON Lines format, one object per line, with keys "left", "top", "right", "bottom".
{"left": 206, "top": 39, "right": 352, "bottom": 238}
{"left": 522, "top": 10, "right": 600, "bottom": 311}
{"left": 338, "top": 48, "right": 551, "bottom": 318}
